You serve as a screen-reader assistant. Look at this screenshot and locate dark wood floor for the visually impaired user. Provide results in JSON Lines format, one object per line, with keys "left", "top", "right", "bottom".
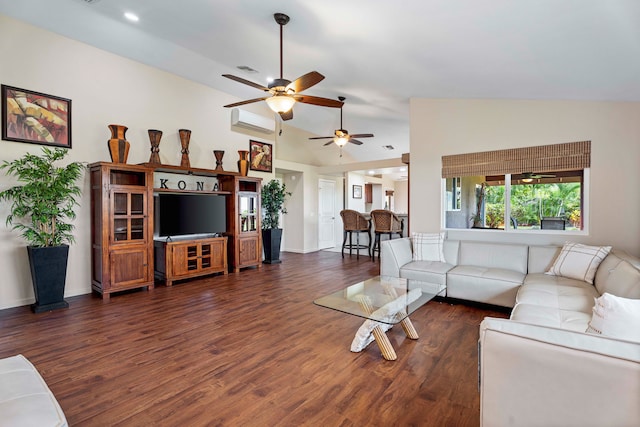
{"left": 0, "top": 251, "right": 508, "bottom": 426}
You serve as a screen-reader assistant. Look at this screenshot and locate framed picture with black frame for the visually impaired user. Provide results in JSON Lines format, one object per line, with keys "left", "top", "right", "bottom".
{"left": 353, "top": 184, "right": 363, "bottom": 199}
{"left": 249, "top": 140, "right": 272, "bottom": 173}
{"left": 1, "top": 85, "right": 72, "bottom": 148}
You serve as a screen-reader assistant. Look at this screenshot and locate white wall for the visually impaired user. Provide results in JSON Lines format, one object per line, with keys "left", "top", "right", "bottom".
{"left": 346, "top": 172, "right": 366, "bottom": 212}
{"left": 409, "top": 98, "right": 640, "bottom": 256}
{"left": 394, "top": 180, "right": 409, "bottom": 214}
{"left": 0, "top": 15, "right": 278, "bottom": 309}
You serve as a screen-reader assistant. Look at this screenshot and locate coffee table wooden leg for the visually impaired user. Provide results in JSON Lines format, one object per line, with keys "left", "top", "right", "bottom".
{"left": 372, "top": 325, "right": 397, "bottom": 361}
{"left": 400, "top": 317, "right": 419, "bottom": 340}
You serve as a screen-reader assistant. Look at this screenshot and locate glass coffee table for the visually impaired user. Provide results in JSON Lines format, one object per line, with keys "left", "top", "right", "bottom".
{"left": 314, "top": 276, "right": 444, "bottom": 361}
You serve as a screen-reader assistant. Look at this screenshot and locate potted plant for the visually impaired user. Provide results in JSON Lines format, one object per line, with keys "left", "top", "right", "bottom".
{"left": 261, "top": 179, "right": 291, "bottom": 264}
{"left": 0, "top": 147, "right": 84, "bottom": 313}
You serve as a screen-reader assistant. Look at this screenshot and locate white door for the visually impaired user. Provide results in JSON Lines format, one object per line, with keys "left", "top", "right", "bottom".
{"left": 318, "top": 179, "right": 336, "bottom": 249}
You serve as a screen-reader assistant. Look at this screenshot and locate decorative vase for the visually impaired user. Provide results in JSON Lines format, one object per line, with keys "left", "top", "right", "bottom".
{"left": 179, "top": 129, "right": 191, "bottom": 168}
{"left": 107, "top": 124, "right": 130, "bottom": 163}
{"left": 237, "top": 150, "right": 249, "bottom": 176}
{"left": 214, "top": 150, "right": 225, "bottom": 171}
{"left": 148, "top": 129, "right": 163, "bottom": 165}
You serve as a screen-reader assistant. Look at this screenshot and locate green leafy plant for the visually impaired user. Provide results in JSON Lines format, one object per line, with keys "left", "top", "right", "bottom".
{"left": 261, "top": 179, "right": 291, "bottom": 230}
{"left": 0, "top": 147, "right": 84, "bottom": 247}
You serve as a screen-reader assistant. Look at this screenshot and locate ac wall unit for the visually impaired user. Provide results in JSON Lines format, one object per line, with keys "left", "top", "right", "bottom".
{"left": 231, "top": 108, "right": 274, "bottom": 134}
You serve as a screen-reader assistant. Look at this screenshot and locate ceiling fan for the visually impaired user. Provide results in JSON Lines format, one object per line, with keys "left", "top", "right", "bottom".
{"left": 222, "top": 13, "right": 343, "bottom": 121}
{"left": 308, "top": 97, "right": 374, "bottom": 147}
{"left": 521, "top": 172, "right": 556, "bottom": 182}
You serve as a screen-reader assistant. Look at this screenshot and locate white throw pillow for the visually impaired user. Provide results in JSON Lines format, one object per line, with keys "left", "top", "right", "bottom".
{"left": 412, "top": 232, "right": 445, "bottom": 262}
{"left": 546, "top": 242, "right": 611, "bottom": 284}
{"left": 586, "top": 293, "right": 640, "bottom": 342}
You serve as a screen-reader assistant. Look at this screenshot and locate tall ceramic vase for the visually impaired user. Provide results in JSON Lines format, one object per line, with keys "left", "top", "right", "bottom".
{"left": 148, "top": 129, "right": 163, "bottom": 165}
{"left": 108, "top": 124, "right": 130, "bottom": 163}
{"left": 179, "top": 129, "right": 191, "bottom": 168}
{"left": 237, "top": 150, "right": 249, "bottom": 176}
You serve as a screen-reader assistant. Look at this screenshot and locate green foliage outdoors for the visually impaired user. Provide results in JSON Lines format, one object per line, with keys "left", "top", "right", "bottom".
{"left": 0, "top": 147, "right": 85, "bottom": 247}
{"left": 261, "top": 179, "right": 291, "bottom": 230}
{"left": 484, "top": 183, "right": 581, "bottom": 229}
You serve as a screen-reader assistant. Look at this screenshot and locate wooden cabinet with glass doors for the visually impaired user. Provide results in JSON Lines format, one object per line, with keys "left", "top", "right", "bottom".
{"left": 219, "top": 176, "right": 262, "bottom": 272}
{"left": 90, "top": 162, "right": 154, "bottom": 299}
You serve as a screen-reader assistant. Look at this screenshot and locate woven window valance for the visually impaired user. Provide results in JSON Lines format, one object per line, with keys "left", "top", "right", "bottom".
{"left": 441, "top": 141, "right": 590, "bottom": 178}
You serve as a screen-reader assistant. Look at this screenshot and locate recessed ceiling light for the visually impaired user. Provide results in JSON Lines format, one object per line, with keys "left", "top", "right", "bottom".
{"left": 382, "top": 145, "right": 395, "bottom": 150}
{"left": 124, "top": 12, "right": 139, "bottom": 22}
{"left": 368, "top": 170, "right": 375, "bottom": 174}
{"left": 266, "top": 76, "right": 274, "bottom": 83}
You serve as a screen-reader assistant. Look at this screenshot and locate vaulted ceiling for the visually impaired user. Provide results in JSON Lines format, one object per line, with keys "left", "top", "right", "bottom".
{"left": 1, "top": 0, "right": 639, "bottom": 163}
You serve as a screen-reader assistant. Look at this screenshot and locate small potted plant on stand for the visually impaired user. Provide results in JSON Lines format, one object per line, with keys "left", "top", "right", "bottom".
{"left": 0, "top": 147, "right": 84, "bottom": 313}
{"left": 261, "top": 179, "right": 291, "bottom": 264}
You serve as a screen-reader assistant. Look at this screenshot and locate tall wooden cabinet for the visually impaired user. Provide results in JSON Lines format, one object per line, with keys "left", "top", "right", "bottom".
{"left": 90, "top": 162, "right": 154, "bottom": 299}
{"left": 219, "top": 176, "right": 262, "bottom": 272}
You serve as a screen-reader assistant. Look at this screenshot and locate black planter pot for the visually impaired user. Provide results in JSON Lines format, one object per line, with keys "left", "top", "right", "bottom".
{"left": 262, "top": 228, "right": 283, "bottom": 264}
{"left": 27, "top": 245, "right": 70, "bottom": 313}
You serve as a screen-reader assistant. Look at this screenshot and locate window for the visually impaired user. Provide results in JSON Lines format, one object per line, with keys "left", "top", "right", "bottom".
{"left": 443, "top": 171, "right": 586, "bottom": 231}
{"left": 445, "top": 177, "right": 461, "bottom": 211}
{"left": 441, "top": 141, "right": 590, "bottom": 232}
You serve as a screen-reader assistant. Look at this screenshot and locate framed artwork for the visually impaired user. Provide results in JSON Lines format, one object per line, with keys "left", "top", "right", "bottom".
{"left": 353, "top": 184, "right": 363, "bottom": 199}
{"left": 249, "top": 140, "right": 272, "bottom": 172}
{"left": 1, "top": 85, "right": 72, "bottom": 148}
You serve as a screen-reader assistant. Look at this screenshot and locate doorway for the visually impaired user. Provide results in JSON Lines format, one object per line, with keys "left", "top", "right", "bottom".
{"left": 318, "top": 179, "right": 336, "bottom": 249}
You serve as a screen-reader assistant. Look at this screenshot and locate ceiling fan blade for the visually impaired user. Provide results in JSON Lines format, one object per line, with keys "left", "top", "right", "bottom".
{"left": 308, "top": 136, "right": 334, "bottom": 140}
{"left": 294, "top": 95, "right": 344, "bottom": 108}
{"left": 279, "top": 109, "right": 293, "bottom": 121}
{"left": 323, "top": 141, "right": 334, "bottom": 146}
{"left": 349, "top": 133, "right": 374, "bottom": 139}
{"left": 349, "top": 139, "right": 364, "bottom": 145}
{"left": 222, "top": 74, "right": 270, "bottom": 91}
{"left": 224, "top": 97, "right": 269, "bottom": 108}
{"left": 286, "top": 71, "right": 324, "bottom": 93}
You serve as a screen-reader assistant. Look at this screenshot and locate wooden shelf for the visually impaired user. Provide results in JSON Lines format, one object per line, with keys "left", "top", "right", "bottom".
{"left": 153, "top": 188, "right": 232, "bottom": 196}
{"left": 138, "top": 162, "right": 239, "bottom": 178}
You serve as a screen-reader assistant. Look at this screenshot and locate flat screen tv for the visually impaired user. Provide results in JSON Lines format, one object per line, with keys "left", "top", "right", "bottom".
{"left": 155, "top": 193, "right": 227, "bottom": 238}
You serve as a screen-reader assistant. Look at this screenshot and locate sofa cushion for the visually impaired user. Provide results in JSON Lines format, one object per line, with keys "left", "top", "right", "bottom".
{"left": 546, "top": 242, "right": 611, "bottom": 284}
{"left": 399, "top": 260, "right": 454, "bottom": 285}
{"left": 524, "top": 272, "right": 592, "bottom": 288}
{"left": 527, "top": 245, "right": 561, "bottom": 274}
{"left": 449, "top": 265, "right": 525, "bottom": 284}
{"left": 516, "top": 282, "right": 598, "bottom": 312}
{"left": 510, "top": 303, "right": 592, "bottom": 332}
{"left": 458, "top": 241, "right": 528, "bottom": 274}
{"left": 586, "top": 293, "right": 640, "bottom": 342}
{"left": 447, "top": 265, "right": 525, "bottom": 308}
{"left": 411, "top": 232, "right": 445, "bottom": 262}
{"left": 595, "top": 258, "right": 640, "bottom": 299}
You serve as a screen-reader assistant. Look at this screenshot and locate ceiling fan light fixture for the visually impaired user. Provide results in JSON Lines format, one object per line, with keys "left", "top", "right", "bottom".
{"left": 522, "top": 177, "right": 534, "bottom": 183}
{"left": 265, "top": 95, "right": 296, "bottom": 113}
{"left": 334, "top": 136, "right": 349, "bottom": 147}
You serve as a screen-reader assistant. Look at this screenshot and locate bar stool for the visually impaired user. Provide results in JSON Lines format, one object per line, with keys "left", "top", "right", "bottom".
{"left": 370, "top": 209, "right": 404, "bottom": 261}
{"left": 340, "top": 210, "right": 371, "bottom": 259}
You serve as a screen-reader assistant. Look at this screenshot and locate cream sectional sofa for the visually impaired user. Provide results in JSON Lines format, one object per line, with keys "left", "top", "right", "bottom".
{"left": 380, "top": 237, "right": 640, "bottom": 427}
{"left": 0, "top": 354, "right": 67, "bottom": 426}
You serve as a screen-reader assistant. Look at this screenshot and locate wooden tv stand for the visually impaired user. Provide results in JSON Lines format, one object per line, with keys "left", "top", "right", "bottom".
{"left": 154, "top": 236, "right": 228, "bottom": 286}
